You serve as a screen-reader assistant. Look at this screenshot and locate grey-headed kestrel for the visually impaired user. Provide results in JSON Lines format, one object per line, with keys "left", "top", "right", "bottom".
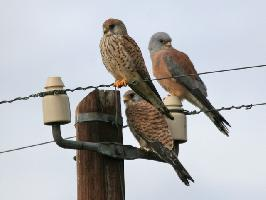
{"left": 148, "top": 32, "right": 231, "bottom": 136}
{"left": 123, "top": 90, "right": 194, "bottom": 186}
{"left": 100, "top": 19, "right": 173, "bottom": 120}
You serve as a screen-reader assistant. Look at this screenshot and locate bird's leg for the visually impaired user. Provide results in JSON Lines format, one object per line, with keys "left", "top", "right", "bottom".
{"left": 113, "top": 79, "right": 128, "bottom": 88}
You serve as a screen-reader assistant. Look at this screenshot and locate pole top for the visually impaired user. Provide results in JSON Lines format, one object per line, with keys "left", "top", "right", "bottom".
{"left": 45, "top": 77, "right": 65, "bottom": 89}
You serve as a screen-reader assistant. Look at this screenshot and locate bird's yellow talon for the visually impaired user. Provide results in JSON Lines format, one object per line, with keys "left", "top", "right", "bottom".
{"left": 120, "top": 79, "right": 128, "bottom": 87}
{"left": 113, "top": 80, "right": 120, "bottom": 88}
{"left": 113, "top": 79, "right": 128, "bottom": 88}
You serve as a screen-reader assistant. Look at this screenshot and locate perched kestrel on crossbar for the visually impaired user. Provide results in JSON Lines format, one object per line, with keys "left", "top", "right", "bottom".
{"left": 123, "top": 90, "right": 194, "bottom": 186}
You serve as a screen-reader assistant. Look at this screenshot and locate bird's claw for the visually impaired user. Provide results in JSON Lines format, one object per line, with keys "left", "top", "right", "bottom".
{"left": 113, "top": 79, "right": 128, "bottom": 88}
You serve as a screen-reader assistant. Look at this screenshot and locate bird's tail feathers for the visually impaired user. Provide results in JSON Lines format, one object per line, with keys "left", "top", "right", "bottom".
{"left": 186, "top": 90, "right": 231, "bottom": 136}
{"left": 147, "top": 141, "right": 194, "bottom": 186}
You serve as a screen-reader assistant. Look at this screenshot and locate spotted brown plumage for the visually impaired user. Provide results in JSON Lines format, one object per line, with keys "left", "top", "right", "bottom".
{"left": 123, "top": 90, "right": 194, "bottom": 186}
{"left": 149, "top": 32, "right": 231, "bottom": 136}
{"left": 99, "top": 18, "right": 173, "bottom": 120}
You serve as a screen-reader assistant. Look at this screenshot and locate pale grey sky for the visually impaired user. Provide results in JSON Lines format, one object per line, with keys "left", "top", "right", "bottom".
{"left": 0, "top": 0, "right": 266, "bottom": 199}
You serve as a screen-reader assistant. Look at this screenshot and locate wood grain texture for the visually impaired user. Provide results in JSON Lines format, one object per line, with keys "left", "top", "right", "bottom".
{"left": 76, "top": 90, "right": 124, "bottom": 200}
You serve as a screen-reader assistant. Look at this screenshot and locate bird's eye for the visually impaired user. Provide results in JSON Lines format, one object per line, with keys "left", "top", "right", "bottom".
{"left": 159, "top": 39, "right": 164, "bottom": 43}
{"left": 129, "top": 93, "right": 134, "bottom": 98}
{"left": 109, "top": 24, "right": 115, "bottom": 29}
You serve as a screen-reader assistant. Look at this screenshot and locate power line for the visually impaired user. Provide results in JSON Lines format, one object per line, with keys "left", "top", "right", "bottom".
{"left": 0, "top": 136, "right": 75, "bottom": 154}
{"left": 1, "top": 100, "right": 266, "bottom": 155}
{"left": 0, "top": 84, "right": 113, "bottom": 105}
{"left": 149, "top": 64, "right": 266, "bottom": 81}
{"left": 1, "top": 64, "right": 266, "bottom": 105}
{"left": 183, "top": 101, "right": 266, "bottom": 115}
{"left": 1, "top": 64, "right": 266, "bottom": 154}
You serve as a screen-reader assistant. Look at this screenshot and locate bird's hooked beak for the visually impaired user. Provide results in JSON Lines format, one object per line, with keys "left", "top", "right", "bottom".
{"left": 165, "top": 41, "right": 172, "bottom": 48}
{"left": 103, "top": 26, "right": 108, "bottom": 35}
{"left": 123, "top": 96, "right": 130, "bottom": 104}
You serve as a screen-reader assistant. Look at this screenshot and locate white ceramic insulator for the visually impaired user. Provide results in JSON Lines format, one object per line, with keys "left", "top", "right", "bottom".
{"left": 42, "top": 77, "right": 71, "bottom": 125}
{"left": 163, "top": 95, "right": 187, "bottom": 143}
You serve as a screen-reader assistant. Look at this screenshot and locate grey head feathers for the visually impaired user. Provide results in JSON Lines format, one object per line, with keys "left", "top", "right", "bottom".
{"left": 148, "top": 32, "right": 172, "bottom": 55}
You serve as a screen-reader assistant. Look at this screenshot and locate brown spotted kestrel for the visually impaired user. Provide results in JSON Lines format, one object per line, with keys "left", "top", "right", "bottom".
{"left": 148, "top": 32, "right": 230, "bottom": 135}
{"left": 100, "top": 19, "right": 173, "bottom": 120}
{"left": 123, "top": 90, "right": 194, "bottom": 186}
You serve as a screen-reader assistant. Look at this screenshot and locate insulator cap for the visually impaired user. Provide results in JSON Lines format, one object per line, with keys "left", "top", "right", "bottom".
{"left": 163, "top": 95, "right": 187, "bottom": 143}
{"left": 42, "top": 77, "right": 71, "bottom": 125}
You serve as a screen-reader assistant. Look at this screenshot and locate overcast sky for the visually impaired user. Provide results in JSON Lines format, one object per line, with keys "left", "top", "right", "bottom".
{"left": 0, "top": 0, "right": 266, "bottom": 199}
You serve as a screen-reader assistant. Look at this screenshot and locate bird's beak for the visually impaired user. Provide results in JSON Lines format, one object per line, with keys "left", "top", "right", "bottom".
{"left": 103, "top": 26, "right": 108, "bottom": 34}
{"left": 123, "top": 96, "right": 130, "bottom": 104}
{"left": 165, "top": 41, "right": 172, "bottom": 47}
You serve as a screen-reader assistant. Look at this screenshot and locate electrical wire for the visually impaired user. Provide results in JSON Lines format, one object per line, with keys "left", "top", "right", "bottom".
{"left": 1, "top": 100, "right": 266, "bottom": 155}
{"left": 0, "top": 84, "right": 113, "bottom": 105}
{"left": 1, "top": 64, "right": 266, "bottom": 105}
{"left": 149, "top": 64, "right": 266, "bottom": 81}
{"left": 0, "top": 136, "right": 75, "bottom": 154}
{"left": 1, "top": 64, "right": 266, "bottom": 154}
{"left": 183, "top": 102, "right": 266, "bottom": 115}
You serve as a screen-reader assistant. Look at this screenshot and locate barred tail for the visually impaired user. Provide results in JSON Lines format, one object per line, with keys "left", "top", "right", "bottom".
{"left": 147, "top": 141, "right": 194, "bottom": 186}
{"left": 187, "top": 90, "right": 231, "bottom": 136}
{"left": 169, "top": 151, "right": 194, "bottom": 186}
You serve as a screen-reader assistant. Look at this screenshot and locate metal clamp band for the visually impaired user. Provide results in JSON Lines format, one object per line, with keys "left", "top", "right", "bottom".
{"left": 75, "top": 112, "right": 123, "bottom": 126}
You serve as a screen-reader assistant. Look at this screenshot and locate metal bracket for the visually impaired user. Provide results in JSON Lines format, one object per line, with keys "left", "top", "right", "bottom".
{"left": 75, "top": 112, "right": 123, "bottom": 126}
{"left": 51, "top": 125, "right": 193, "bottom": 186}
{"left": 52, "top": 125, "right": 163, "bottom": 162}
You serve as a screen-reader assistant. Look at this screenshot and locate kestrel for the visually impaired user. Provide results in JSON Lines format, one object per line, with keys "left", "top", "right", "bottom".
{"left": 123, "top": 90, "right": 194, "bottom": 186}
{"left": 99, "top": 19, "right": 173, "bottom": 120}
{"left": 148, "top": 32, "right": 230, "bottom": 136}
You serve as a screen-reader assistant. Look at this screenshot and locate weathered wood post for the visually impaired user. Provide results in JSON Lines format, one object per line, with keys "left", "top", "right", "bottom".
{"left": 75, "top": 89, "right": 124, "bottom": 200}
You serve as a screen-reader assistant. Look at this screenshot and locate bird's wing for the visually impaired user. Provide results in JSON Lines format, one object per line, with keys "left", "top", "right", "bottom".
{"left": 126, "top": 100, "right": 173, "bottom": 150}
{"left": 161, "top": 49, "right": 230, "bottom": 134}
{"left": 121, "top": 35, "right": 162, "bottom": 101}
{"left": 161, "top": 49, "right": 207, "bottom": 96}
{"left": 126, "top": 100, "right": 193, "bottom": 185}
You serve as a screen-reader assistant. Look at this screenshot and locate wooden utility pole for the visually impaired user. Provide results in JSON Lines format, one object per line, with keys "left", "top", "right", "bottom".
{"left": 75, "top": 90, "right": 124, "bottom": 200}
